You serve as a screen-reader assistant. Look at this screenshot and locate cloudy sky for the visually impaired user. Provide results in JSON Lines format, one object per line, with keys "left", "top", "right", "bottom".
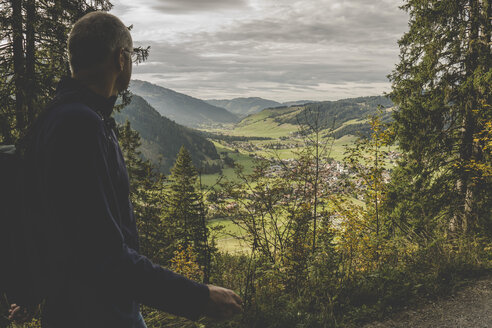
{"left": 111, "top": 0, "right": 409, "bottom": 102}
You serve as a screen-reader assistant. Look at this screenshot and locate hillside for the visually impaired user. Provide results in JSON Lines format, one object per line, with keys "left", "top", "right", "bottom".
{"left": 235, "top": 95, "right": 394, "bottom": 139}
{"left": 114, "top": 94, "right": 221, "bottom": 174}
{"left": 206, "top": 97, "right": 282, "bottom": 117}
{"left": 129, "top": 80, "right": 238, "bottom": 128}
{"left": 285, "top": 95, "right": 394, "bottom": 128}
{"left": 282, "top": 100, "right": 316, "bottom": 107}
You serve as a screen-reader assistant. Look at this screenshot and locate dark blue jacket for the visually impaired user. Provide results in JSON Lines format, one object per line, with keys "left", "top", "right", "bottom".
{"left": 26, "top": 78, "right": 209, "bottom": 328}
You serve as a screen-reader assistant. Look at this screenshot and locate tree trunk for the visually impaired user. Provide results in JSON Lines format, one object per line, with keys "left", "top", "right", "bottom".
{"left": 25, "top": 0, "right": 36, "bottom": 126}
{"left": 11, "top": 0, "right": 26, "bottom": 134}
{"left": 454, "top": 0, "right": 483, "bottom": 234}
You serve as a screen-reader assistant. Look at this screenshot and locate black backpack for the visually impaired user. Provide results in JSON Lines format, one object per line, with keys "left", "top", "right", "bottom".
{"left": 0, "top": 144, "right": 33, "bottom": 305}
{"left": 0, "top": 92, "right": 83, "bottom": 308}
{"left": 0, "top": 90, "right": 114, "bottom": 309}
{"left": 0, "top": 142, "right": 45, "bottom": 309}
{"left": 0, "top": 145, "right": 19, "bottom": 291}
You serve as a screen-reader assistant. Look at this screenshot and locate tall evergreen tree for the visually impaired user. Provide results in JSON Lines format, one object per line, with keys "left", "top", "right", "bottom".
{"left": 388, "top": 0, "right": 492, "bottom": 236}
{"left": 164, "top": 146, "right": 210, "bottom": 282}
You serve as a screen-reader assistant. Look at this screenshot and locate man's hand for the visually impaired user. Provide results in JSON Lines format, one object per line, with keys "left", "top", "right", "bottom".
{"left": 8, "top": 304, "right": 33, "bottom": 323}
{"left": 204, "top": 285, "right": 243, "bottom": 320}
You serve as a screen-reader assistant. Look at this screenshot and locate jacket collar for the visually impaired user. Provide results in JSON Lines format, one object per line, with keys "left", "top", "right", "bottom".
{"left": 55, "top": 77, "right": 118, "bottom": 118}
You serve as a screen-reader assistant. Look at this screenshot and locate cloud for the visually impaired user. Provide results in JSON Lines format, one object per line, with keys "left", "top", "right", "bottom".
{"left": 150, "top": 0, "right": 248, "bottom": 13}
{"left": 211, "top": 0, "right": 407, "bottom": 46}
{"left": 132, "top": 39, "right": 394, "bottom": 101}
{"left": 117, "top": 0, "right": 409, "bottom": 101}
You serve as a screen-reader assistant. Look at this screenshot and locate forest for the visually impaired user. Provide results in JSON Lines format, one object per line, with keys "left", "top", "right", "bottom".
{"left": 0, "top": 0, "right": 491, "bottom": 327}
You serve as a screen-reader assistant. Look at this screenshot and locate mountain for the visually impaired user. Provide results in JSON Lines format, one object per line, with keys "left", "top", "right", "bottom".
{"left": 236, "top": 95, "right": 394, "bottom": 139}
{"left": 114, "top": 94, "right": 221, "bottom": 174}
{"left": 206, "top": 97, "right": 282, "bottom": 117}
{"left": 129, "top": 80, "right": 238, "bottom": 128}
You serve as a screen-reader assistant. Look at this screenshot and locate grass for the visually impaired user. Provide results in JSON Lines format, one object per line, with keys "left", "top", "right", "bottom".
{"left": 240, "top": 134, "right": 358, "bottom": 162}
{"left": 208, "top": 217, "right": 250, "bottom": 253}
{"left": 200, "top": 142, "right": 256, "bottom": 187}
{"left": 237, "top": 107, "right": 300, "bottom": 126}
{"left": 232, "top": 107, "right": 301, "bottom": 138}
{"left": 233, "top": 119, "right": 299, "bottom": 138}
{"left": 207, "top": 195, "right": 364, "bottom": 252}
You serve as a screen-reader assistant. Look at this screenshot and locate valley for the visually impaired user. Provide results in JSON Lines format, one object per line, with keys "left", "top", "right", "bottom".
{"left": 196, "top": 98, "right": 398, "bottom": 252}
{"left": 120, "top": 80, "right": 399, "bottom": 252}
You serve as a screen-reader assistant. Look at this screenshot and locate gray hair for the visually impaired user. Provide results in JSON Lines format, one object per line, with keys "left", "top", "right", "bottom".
{"left": 68, "top": 11, "right": 132, "bottom": 74}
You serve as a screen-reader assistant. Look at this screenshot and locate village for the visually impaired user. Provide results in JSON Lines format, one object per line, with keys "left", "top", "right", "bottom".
{"left": 215, "top": 136, "right": 400, "bottom": 198}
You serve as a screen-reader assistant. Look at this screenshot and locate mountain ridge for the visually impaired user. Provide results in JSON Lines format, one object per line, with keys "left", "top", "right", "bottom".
{"left": 129, "top": 80, "right": 238, "bottom": 128}
{"left": 206, "top": 97, "right": 283, "bottom": 117}
{"left": 114, "top": 94, "right": 221, "bottom": 174}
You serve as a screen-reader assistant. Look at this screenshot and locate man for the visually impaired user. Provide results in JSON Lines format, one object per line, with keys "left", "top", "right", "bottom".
{"left": 8, "top": 11, "right": 242, "bottom": 328}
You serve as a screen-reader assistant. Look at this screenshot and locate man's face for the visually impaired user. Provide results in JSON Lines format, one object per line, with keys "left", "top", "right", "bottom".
{"left": 115, "top": 42, "right": 133, "bottom": 93}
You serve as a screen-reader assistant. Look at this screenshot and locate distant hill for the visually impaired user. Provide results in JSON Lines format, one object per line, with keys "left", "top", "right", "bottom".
{"left": 129, "top": 80, "right": 238, "bottom": 128}
{"left": 114, "top": 94, "right": 221, "bottom": 174}
{"left": 284, "top": 96, "right": 393, "bottom": 127}
{"left": 282, "top": 100, "right": 316, "bottom": 107}
{"left": 206, "top": 97, "right": 282, "bottom": 117}
{"left": 236, "top": 95, "right": 394, "bottom": 139}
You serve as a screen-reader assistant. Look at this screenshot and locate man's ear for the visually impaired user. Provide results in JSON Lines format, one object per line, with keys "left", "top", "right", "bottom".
{"left": 117, "top": 48, "right": 125, "bottom": 71}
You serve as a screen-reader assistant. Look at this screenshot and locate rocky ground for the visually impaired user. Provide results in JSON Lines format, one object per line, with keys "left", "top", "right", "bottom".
{"left": 364, "top": 275, "right": 492, "bottom": 328}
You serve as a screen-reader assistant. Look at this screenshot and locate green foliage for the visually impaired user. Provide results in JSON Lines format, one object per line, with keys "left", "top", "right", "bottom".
{"left": 334, "top": 112, "right": 395, "bottom": 273}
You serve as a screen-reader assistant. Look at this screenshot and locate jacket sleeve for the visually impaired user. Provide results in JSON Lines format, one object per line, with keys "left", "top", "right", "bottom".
{"left": 44, "top": 105, "right": 209, "bottom": 321}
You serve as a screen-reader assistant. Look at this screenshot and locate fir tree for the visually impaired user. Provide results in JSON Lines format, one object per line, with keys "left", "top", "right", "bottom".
{"left": 388, "top": 0, "right": 492, "bottom": 236}
{"left": 164, "top": 146, "right": 210, "bottom": 282}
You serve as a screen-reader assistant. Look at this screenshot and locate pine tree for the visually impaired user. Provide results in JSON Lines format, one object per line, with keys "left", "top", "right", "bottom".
{"left": 164, "top": 146, "right": 210, "bottom": 282}
{"left": 118, "top": 121, "right": 168, "bottom": 264}
{"left": 388, "top": 0, "right": 492, "bottom": 236}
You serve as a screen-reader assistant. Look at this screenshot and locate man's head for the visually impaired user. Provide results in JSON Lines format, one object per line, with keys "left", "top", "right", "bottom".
{"left": 68, "top": 12, "right": 133, "bottom": 94}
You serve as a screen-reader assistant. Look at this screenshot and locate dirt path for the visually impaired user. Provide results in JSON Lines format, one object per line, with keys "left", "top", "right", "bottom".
{"left": 364, "top": 276, "right": 492, "bottom": 328}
